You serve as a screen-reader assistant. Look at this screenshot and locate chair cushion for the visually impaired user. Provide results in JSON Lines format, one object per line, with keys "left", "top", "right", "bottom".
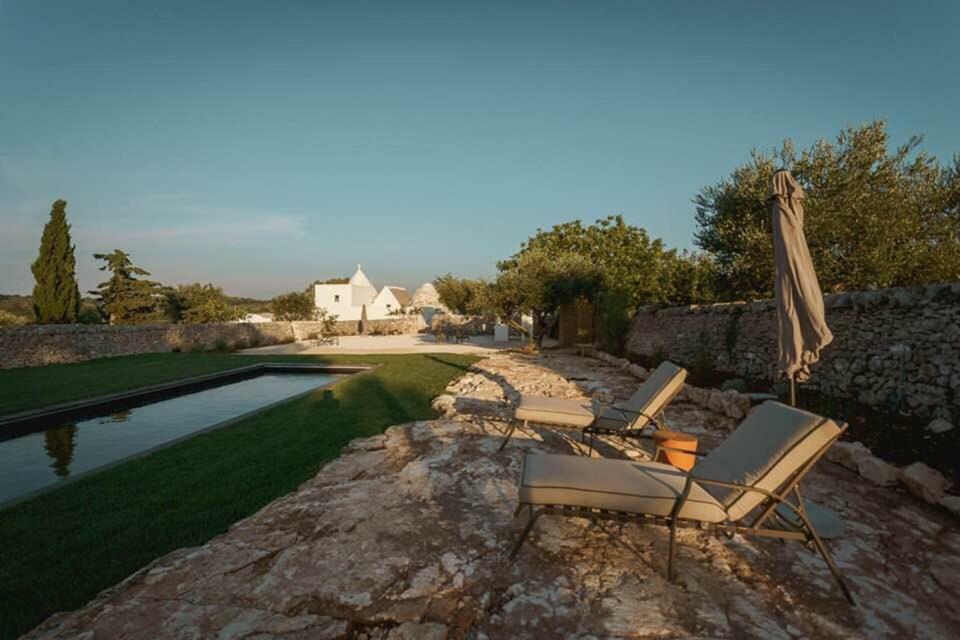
{"left": 518, "top": 453, "right": 727, "bottom": 523}
{"left": 615, "top": 361, "right": 687, "bottom": 429}
{"left": 515, "top": 396, "right": 596, "bottom": 428}
{"left": 692, "top": 401, "right": 843, "bottom": 521}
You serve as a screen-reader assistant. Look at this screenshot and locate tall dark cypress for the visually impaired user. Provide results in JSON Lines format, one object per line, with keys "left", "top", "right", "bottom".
{"left": 31, "top": 199, "right": 81, "bottom": 323}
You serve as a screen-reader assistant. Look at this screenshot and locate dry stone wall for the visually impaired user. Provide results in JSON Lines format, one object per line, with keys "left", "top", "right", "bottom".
{"left": 0, "top": 316, "right": 424, "bottom": 369}
{"left": 625, "top": 281, "right": 960, "bottom": 417}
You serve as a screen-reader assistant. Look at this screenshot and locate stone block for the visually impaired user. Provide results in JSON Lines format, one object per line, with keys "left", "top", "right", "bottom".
{"left": 901, "top": 462, "right": 950, "bottom": 504}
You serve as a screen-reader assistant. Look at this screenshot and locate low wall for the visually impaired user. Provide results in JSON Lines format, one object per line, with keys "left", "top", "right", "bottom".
{"left": 0, "top": 316, "right": 425, "bottom": 369}
{"left": 625, "top": 282, "right": 960, "bottom": 417}
{"left": 291, "top": 316, "right": 425, "bottom": 339}
{"left": 430, "top": 314, "right": 495, "bottom": 335}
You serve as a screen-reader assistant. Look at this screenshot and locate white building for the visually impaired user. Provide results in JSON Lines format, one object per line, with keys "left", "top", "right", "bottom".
{"left": 238, "top": 312, "right": 274, "bottom": 323}
{"left": 313, "top": 265, "right": 412, "bottom": 321}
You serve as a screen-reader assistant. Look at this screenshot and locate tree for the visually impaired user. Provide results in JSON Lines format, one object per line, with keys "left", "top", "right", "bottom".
{"left": 31, "top": 199, "right": 81, "bottom": 323}
{"left": 493, "top": 248, "right": 603, "bottom": 345}
{"left": 90, "top": 250, "right": 165, "bottom": 324}
{"left": 695, "top": 121, "right": 960, "bottom": 299}
{"left": 503, "top": 215, "right": 678, "bottom": 307}
{"left": 433, "top": 275, "right": 492, "bottom": 315}
{"left": 271, "top": 291, "right": 316, "bottom": 321}
{"left": 167, "top": 283, "right": 243, "bottom": 324}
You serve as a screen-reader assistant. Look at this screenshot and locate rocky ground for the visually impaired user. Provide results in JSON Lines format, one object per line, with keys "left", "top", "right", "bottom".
{"left": 25, "top": 352, "right": 960, "bottom": 639}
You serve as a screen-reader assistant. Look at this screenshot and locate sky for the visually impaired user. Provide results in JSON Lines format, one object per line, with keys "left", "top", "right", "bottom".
{"left": 2, "top": 0, "right": 958, "bottom": 298}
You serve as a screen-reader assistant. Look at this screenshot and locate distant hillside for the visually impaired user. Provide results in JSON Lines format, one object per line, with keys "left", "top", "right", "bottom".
{"left": 226, "top": 296, "right": 273, "bottom": 314}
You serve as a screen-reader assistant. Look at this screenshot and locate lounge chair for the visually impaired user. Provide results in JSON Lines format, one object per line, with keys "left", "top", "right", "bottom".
{"left": 500, "top": 361, "right": 687, "bottom": 452}
{"left": 509, "top": 400, "right": 856, "bottom": 605}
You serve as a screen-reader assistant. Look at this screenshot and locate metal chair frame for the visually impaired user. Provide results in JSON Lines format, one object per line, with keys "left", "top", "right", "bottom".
{"left": 509, "top": 425, "right": 856, "bottom": 606}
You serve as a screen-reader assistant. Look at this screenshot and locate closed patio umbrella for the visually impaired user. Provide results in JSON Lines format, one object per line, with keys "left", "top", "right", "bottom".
{"left": 770, "top": 169, "right": 833, "bottom": 405}
{"left": 359, "top": 304, "right": 369, "bottom": 335}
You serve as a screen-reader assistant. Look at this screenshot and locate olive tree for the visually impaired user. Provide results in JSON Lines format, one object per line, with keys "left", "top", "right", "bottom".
{"left": 695, "top": 121, "right": 960, "bottom": 299}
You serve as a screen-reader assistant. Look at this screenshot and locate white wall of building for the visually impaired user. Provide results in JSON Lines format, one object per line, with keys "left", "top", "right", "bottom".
{"left": 313, "top": 266, "right": 407, "bottom": 321}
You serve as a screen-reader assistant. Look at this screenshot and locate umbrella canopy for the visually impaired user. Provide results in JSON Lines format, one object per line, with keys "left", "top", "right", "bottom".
{"left": 770, "top": 169, "right": 833, "bottom": 384}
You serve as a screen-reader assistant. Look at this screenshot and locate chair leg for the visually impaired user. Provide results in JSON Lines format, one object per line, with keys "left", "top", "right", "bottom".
{"left": 791, "top": 503, "right": 857, "bottom": 606}
{"left": 581, "top": 429, "right": 596, "bottom": 456}
{"left": 668, "top": 516, "right": 679, "bottom": 582}
{"left": 509, "top": 508, "right": 543, "bottom": 560}
{"left": 499, "top": 420, "right": 523, "bottom": 451}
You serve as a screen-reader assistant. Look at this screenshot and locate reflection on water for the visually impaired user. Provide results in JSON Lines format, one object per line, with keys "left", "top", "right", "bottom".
{"left": 43, "top": 424, "right": 77, "bottom": 477}
{"left": 0, "top": 373, "right": 337, "bottom": 504}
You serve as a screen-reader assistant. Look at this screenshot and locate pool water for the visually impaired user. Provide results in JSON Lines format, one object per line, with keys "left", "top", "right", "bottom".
{"left": 0, "top": 372, "right": 337, "bottom": 505}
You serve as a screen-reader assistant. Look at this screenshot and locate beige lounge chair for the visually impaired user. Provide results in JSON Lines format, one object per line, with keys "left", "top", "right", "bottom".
{"left": 509, "top": 401, "right": 856, "bottom": 605}
{"left": 500, "top": 361, "right": 687, "bottom": 452}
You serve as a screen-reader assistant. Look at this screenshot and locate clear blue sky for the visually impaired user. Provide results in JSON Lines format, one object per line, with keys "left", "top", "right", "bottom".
{"left": 2, "top": 0, "right": 958, "bottom": 297}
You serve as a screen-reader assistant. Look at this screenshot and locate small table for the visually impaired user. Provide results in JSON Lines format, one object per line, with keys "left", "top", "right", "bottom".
{"left": 652, "top": 430, "right": 699, "bottom": 471}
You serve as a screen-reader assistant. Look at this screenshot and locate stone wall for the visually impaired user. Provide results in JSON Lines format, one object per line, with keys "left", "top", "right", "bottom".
{"left": 0, "top": 316, "right": 425, "bottom": 369}
{"left": 625, "top": 282, "right": 960, "bottom": 417}
{"left": 292, "top": 316, "right": 425, "bottom": 339}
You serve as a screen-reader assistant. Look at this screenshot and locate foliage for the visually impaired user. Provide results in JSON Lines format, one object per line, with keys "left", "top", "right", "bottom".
{"left": 314, "top": 306, "right": 339, "bottom": 333}
{"left": 695, "top": 121, "right": 960, "bottom": 299}
{"left": 167, "top": 283, "right": 243, "bottom": 324}
{"left": 90, "top": 250, "right": 165, "bottom": 324}
{"left": 660, "top": 251, "right": 719, "bottom": 306}
{"left": 433, "top": 274, "right": 492, "bottom": 315}
{"left": 270, "top": 290, "right": 316, "bottom": 321}
{"left": 502, "top": 215, "right": 677, "bottom": 307}
{"left": 31, "top": 200, "right": 81, "bottom": 324}
{"left": 0, "top": 309, "right": 30, "bottom": 326}
{"left": 0, "top": 294, "right": 34, "bottom": 322}
{"left": 319, "top": 277, "right": 350, "bottom": 284}
{"left": 597, "top": 289, "right": 634, "bottom": 354}
{"left": 493, "top": 248, "right": 603, "bottom": 317}
{"left": 491, "top": 248, "right": 603, "bottom": 345}
{"left": 77, "top": 300, "right": 103, "bottom": 324}
{"left": 722, "top": 307, "right": 743, "bottom": 366}
{"left": 225, "top": 295, "right": 272, "bottom": 314}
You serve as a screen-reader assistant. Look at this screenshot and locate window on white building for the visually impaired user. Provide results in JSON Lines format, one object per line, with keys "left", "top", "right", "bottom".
{"left": 334, "top": 295, "right": 340, "bottom": 302}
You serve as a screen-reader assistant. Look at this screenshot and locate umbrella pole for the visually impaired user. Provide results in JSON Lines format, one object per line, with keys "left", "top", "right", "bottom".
{"left": 789, "top": 374, "right": 797, "bottom": 407}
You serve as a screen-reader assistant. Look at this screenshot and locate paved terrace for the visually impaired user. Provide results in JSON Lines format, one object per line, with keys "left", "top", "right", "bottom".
{"left": 26, "top": 353, "right": 960, "bottom": 639}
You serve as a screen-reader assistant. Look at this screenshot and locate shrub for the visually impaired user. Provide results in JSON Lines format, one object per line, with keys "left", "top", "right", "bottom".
{"left": 213, "top": 338, "right": 231, "bottom": 353}
{"left": 0, "top": 309, "right": 30, "bottom": 326}
{"left": 688, "top": 330, "right": 717, "bottom": 385}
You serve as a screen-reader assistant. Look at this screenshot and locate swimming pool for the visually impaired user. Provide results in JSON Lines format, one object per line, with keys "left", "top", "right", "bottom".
{"left": 0, "top": 370, "right": 344, "bottom": 505}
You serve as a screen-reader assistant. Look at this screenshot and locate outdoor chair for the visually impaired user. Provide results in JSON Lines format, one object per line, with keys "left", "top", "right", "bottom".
{"left": 509, "top": 400, "right": 856, "bottom": 605}
{"left": 500, "top": 361, "right": 687, "bottom": 452}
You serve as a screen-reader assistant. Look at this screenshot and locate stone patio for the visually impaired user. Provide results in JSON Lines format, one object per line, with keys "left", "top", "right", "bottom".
{"left": 25, "top": 352, "right": 960, "bottom": 639}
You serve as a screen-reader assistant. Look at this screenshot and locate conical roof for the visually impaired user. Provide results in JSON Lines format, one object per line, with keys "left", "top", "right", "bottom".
{"left": 410, "top": 282, "right": 448, "bottom": 311}
{"left": 349, "top": 264, "right": 375, "bottom": 289}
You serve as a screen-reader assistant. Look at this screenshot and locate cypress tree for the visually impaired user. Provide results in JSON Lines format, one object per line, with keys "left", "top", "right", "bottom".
{"left": 31, "top": 199, "right": 81, "bottom": 323}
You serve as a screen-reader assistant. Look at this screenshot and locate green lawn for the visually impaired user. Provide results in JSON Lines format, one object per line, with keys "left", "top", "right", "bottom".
{"left": 0, "top": 352, "right": 480, "bottom": 640}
